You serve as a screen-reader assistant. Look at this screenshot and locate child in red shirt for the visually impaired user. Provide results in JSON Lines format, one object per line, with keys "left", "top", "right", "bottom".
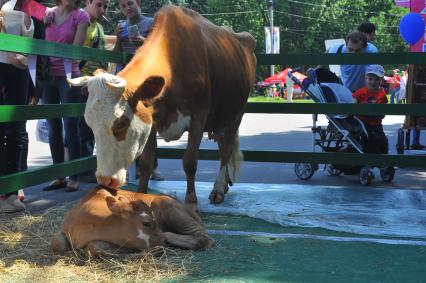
{"left": 352, "top": 64, "right": 388, "bottom": 154}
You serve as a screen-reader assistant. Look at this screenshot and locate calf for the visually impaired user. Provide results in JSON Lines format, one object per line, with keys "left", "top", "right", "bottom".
{"left": 52, "top": 186, "right": 214, "bottom": 256}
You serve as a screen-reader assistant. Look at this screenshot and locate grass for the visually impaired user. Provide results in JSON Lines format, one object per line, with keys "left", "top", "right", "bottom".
{"left": 0, "top": 206, "right": 195, "bottom": 283}
{"left": 248, "top": 96, "right": 314, "bottom": 103}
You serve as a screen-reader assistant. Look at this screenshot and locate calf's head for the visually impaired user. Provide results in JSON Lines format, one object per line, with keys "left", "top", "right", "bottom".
{"left": 105, "top": 193, "right": 165, "bottom": 250}
{"left": 68, "top": 72, "right": 164, "bottom": 187}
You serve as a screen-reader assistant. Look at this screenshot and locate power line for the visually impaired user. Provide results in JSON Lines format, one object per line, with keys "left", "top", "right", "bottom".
{"left": 201, "top": 10, "right": 258, "bottom": 16}
{"left": 286, "top": 0, "right": 402, "bottom": 18}
{"left": 274, "top": 10, "right": 399, "bottom": 29}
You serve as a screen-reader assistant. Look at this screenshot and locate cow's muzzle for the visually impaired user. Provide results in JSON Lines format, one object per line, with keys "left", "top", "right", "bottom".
{"left": 97, "top": 176, "right": 122, "bottom": 188}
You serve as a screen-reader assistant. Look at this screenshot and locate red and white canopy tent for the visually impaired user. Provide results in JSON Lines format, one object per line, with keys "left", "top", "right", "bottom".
{"left": 264, "top": 68, "right": 307, "bottom": 88}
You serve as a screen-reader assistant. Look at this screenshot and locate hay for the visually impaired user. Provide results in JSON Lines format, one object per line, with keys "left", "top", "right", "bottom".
{"left": 0, "top": 205, "right": 196, "bottom": 283}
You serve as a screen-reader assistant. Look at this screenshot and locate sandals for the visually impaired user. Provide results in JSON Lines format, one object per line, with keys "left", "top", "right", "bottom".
{"left": 65, "top": 180, "right": 79, "bottom": 193}
{"left": 43, "top": 179, "right": 67, "bottom": 191}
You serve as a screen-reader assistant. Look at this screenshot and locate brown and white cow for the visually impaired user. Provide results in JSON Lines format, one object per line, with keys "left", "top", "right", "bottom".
{"left": 51, "top": 186, "right": 214, "bottom": 255}
{"left": 68, "top": 5, "right": 257, "bottom": 211}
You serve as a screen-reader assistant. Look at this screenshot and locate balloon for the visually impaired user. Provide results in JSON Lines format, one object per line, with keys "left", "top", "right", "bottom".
{"left": 399, "top": 13, "right": 425, "bottom": 45}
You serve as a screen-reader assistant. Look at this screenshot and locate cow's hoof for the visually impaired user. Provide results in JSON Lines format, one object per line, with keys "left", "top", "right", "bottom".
{"left": 224, "top": 183, "right": 230, "bottom": 194}
{"left": 209, "top": 190, "right": 224, "bottom": 204}
{"left": 51, "top": 232, "right": 70, "bottom": 254}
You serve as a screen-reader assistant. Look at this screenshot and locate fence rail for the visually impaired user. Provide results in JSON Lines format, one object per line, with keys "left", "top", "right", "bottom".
{"left": 0, "top": 34, "right": 425, "bottom": 194}
{"left": 1, "top": 103, "right": 426, "bottom": 123}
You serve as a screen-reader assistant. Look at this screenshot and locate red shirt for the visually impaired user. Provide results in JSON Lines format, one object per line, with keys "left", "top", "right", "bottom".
{"left": 352, "top": 87, "right": 388, "bottom": 126}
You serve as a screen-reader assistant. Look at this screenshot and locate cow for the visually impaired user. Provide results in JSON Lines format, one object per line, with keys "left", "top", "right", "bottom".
{"left": 68, "top": 5, "right": 257, "bottom": 212}
{"left": 51, "top": 186, "right": 215, "bottom": 255}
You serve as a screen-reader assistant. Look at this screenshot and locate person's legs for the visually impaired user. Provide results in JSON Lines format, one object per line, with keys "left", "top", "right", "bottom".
{"left": 58, "top": 77, "right": 82, "bottom": 189}
{"left": 42, "top": 77, "right": 67, "bottom": 191}
{"left": 411, "top": 129, "right": 424, "bottom": 149}
{"left": 390, "top": 88, "right": 396, "bottom": 104}
{"left": 286, "top": 76, "right": 294, "bottom": 102}
{"left": 375, "top": 125, "right": 389, "bottom": 154}
{"left": 79, "top": 88, "right": 95, "bottom": 158}
{"left": 0, "top": 63, "right": 29, "bottom": 212}
{"left": 78, "top": 88, "right": 96, "bottom": 182}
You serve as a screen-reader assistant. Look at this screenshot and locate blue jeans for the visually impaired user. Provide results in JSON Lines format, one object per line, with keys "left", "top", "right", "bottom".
{"left": 390, "top": 87, "right": 400, "bottom": 104}
{"left": 42, "top": 76, "right": 82, "bottom": 180}
{"left": 79, "top": 89, "right": 95, "bottom": 174}
{"left": 0, "top": 63, "right": 29, "bottom": 183}
{"left": 412, "top": 129, "right": 421, "bottom": 146}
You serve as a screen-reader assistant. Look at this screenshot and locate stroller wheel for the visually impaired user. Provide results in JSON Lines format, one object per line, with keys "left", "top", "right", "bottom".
{"left": 294, "top": 163, "right": 315, "bottom": 180}
{"left": 327, "top": 165, "right": 343, "bottom": 176}
{"left": 380, "top": 167, "right": 395, "bottom": 183}
{"left": 359, "top": 167, "right": 373, "bottom": 186}
{"left": 396, "top": 128, "right": 405, "bottom": 154}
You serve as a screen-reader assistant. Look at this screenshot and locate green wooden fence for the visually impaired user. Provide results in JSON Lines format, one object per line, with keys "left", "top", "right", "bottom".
{"left": 0, "top": 33, "right": 425, "bottom": 194}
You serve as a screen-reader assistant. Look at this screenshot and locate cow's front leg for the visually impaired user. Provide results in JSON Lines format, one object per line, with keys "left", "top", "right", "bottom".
{"left": 183, "top": 121, "right": 204, "bottom": 214}
{"left": 137, "top": 126, "right": 157, "bottom": 193}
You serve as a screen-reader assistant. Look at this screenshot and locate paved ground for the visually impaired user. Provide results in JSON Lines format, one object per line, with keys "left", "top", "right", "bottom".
{"left": 22, "top": 113, "right": 426, "bottom": 212}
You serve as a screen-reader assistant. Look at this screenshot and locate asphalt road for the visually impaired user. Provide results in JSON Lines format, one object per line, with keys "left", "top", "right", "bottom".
{"left": 26, "top": 113, "right": 426, "bottom": 193}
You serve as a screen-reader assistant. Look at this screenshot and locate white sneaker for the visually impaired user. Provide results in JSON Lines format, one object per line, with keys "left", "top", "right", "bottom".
{"left": 6, "top": 194, "right": 26, "bottom": 211}
{"left": 0, "top": 195, "right": 26, "bottom": 213}
{"left": 0, "top": 199, "right": 17, "bottom": 213}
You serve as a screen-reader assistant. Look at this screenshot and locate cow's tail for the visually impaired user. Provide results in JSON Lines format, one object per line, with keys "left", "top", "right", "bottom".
{"left": 227, "top": 133, "right": 243, "bottom": 185}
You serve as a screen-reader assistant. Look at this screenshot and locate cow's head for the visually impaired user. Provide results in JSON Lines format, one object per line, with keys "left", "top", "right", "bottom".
{"left": 68, "top": 72, "right": 164, "bottom": 188}
{"left": 105, "top": 193, "right": 165, "bottom": 250}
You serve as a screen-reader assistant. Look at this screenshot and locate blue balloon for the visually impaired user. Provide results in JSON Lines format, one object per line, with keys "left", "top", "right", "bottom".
{"left": 400, "top": 13, "right": 425, "bottom": 45}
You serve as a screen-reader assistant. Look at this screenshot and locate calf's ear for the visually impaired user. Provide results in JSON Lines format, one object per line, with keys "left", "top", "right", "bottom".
{"left": 105, "top": 196, "right": 123, "bottom": 214}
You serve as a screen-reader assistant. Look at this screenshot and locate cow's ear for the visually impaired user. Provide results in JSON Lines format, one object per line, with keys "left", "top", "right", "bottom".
{"left": 105, "top": 195, "right": 124, "bottom": 214}
{"left": 135, "top": 76, "right": 165, "bottom": 100}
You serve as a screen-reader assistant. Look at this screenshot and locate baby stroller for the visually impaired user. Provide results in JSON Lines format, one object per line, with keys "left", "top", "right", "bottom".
{"left": 288, "top": 68, "right": 395, "bottom": 185}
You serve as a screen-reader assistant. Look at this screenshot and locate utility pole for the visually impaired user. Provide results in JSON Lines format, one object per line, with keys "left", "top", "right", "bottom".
{"left": 269, "top": 0, "right": 274, "bottom": 76}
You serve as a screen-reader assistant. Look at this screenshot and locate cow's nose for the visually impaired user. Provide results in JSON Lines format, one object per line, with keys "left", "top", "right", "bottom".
{"left": 97, "top": 176, "right": 121, "bottom": 188}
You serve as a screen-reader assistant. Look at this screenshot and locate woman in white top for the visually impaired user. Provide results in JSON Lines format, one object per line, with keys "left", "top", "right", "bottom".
{"left": 0, "top": 0, "right": 34, "bottom": 213}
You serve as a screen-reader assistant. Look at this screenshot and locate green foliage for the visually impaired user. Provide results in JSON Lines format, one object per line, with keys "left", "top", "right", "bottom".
{"left": 39, "top": 0, "right": 410, "bottom": 77}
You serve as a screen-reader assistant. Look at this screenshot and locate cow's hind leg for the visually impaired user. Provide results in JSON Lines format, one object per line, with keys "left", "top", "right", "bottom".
{"left": 137, "top": 126, "right": 157, "bottom": 193}
{"left": 209, "top": 115, "right": 243, "bottom": 204}
{"left": 86, "top": 240, "right": 137, "bottom": 257}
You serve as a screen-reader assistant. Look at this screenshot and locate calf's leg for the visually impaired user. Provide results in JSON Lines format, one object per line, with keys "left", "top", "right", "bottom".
{"left": 51, "top": 232, "right": 70, "bottom": 254}
{"left": 164, "top": 232, "right": 213, "bottom": 250}
{"left": 86, "top": 240, "right": 137, "bottom": 257}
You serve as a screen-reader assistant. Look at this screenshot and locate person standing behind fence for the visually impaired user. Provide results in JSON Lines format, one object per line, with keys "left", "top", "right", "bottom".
{"left": 41, "top": 0, "right": 89, "bottom": 192}
{"left": 78, "top": 0, "right": 109, "bottom": 183}
{"left": 0, "top": 0, "right": 33, "bottom": 212}
{"left": 357, "top": 22, "right": 379, "bottom": 52}
{"left": 328, "top": 31, "right": 378, "bottom": 93}
{"left": 0, "top": 0, "right": 34, "bottom": 213}
{"left": 113, "top": 0, "right": 164, "bottom": 180}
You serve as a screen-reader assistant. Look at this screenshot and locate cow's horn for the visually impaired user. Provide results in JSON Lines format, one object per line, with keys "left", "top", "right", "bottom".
{"left": 67, "top": 76, "right": 93, "bottom": 87}
{"left": 106, "top": 76, "right": 127, "bottom": 92}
